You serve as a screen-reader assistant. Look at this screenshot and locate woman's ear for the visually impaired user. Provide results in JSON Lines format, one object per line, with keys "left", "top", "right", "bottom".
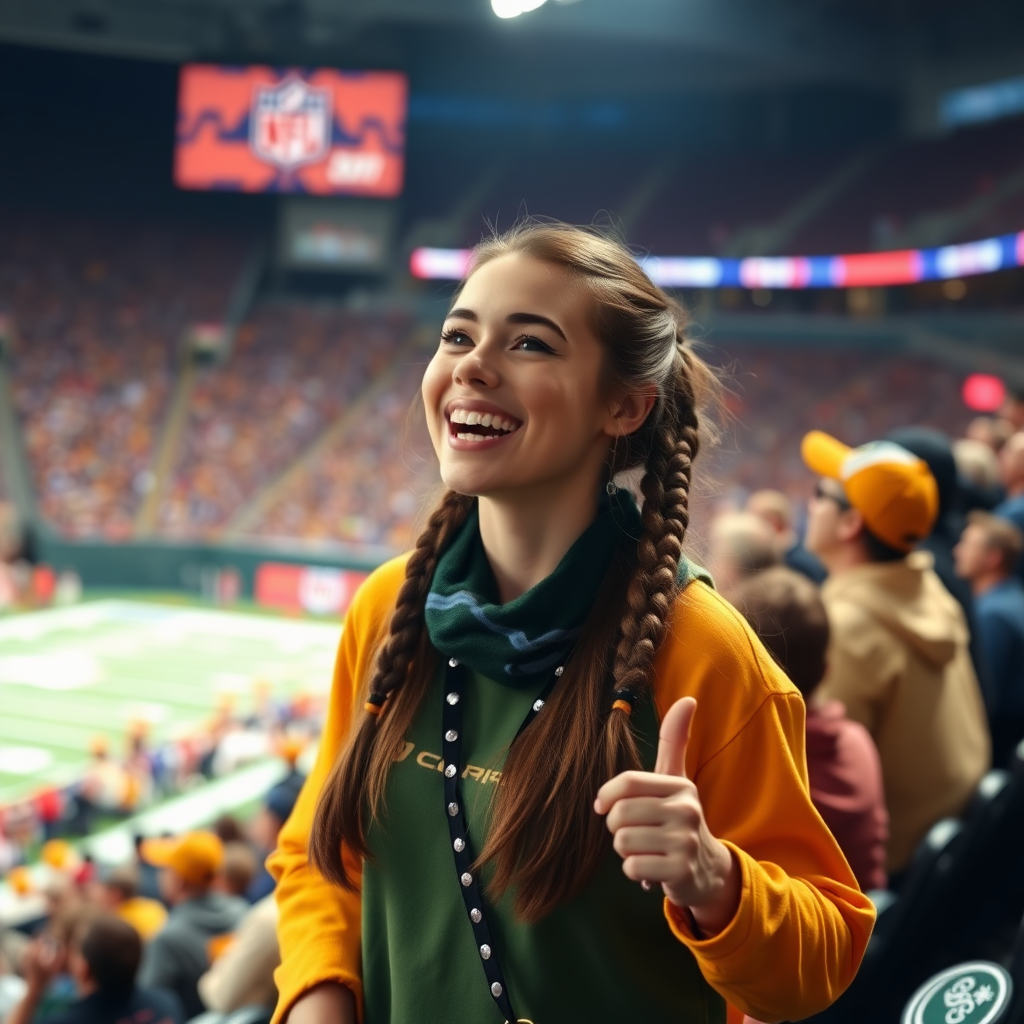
{"left": 605, "top": 387, "right": 657, "bottom": 438}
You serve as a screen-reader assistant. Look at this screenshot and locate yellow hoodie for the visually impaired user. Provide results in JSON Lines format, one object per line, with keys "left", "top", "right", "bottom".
{"left": 270, "top": 555, "right": 874, "bottom": 1023}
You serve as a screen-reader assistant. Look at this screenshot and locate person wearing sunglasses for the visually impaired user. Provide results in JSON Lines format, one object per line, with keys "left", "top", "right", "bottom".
{"left": 802, "top": 431, "right": 990, "bottom": 882}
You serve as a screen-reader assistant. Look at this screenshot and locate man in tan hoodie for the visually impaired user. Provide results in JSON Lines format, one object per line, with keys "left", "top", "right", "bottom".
{"left": 802, "top": 430, "right": 990, "bottom": 876}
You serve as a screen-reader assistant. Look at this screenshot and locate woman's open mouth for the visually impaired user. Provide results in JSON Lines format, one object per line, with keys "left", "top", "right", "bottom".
{"left": 446, "top": 406, "right": 523, "bottom": 447}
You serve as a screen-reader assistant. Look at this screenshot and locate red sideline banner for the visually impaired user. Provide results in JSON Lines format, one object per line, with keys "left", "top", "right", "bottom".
{"left": 255, "top": 562, "right": 368, "bottom": 617}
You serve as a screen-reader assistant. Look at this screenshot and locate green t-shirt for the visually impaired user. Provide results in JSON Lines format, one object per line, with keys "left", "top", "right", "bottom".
{"left": 363, "top": 665, "right": 724, "bottom": 1024}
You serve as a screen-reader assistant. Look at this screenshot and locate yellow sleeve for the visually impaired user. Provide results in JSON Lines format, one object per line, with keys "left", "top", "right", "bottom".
{"left": 268, "top": 557, "right": 407, "bottom": 1024}
{"left": 653, "top": 583, "right": 875, "bottom": 1023}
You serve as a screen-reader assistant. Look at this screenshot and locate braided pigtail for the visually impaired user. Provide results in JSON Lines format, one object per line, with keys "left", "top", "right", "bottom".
{"left": 310, "top": 489, "right": 473, "bottom": 887}
{"left": 605, "top": 342, "right": 704, "bottom": 775}
{"left": 605, "top": 418, "right": 697, "bottom": 777}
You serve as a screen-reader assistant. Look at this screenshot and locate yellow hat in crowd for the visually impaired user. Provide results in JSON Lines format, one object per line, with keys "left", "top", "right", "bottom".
{"left": 141, "top": 831, "right": 224, "bottom": 886}
{"left": 801, "top": 430, "right": 939, "bottom": 553}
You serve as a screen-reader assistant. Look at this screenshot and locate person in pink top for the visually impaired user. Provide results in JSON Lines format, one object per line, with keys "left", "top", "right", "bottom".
{"left": 734, "top": 566, "right": 888, "bottom": 892}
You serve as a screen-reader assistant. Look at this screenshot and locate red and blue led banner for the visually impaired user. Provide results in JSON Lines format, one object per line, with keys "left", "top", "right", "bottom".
{"left": 175, "top": 65, "right": 407, "bottom": 197}
{"left": 410, "top": 231, "right": 1024, "bottom": 289}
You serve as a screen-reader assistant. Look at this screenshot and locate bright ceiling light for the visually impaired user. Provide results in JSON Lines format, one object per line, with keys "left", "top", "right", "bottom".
{"left": 491, "top": 0, "right": 547, "bottom": 18}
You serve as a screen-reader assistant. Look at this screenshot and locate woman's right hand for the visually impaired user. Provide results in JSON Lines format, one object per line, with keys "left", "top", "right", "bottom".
{"left": 285, "top": 982, "right": 356, "bottom": 1024}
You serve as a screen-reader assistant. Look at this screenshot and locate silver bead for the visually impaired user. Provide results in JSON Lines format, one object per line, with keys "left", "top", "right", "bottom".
{"left": 470, "top": 908, "right": 482, "bottom": 923}
{"left": 446, "top": 691, "right": 460, "bottom": 705}
{"left": 447, "top": 802, "right": 459, "bottom": 817}
{"left": 461, "top": 872, "right": 473, "bottom": 887}
{"left": 445, "top": 729, "right": 458, "bottom": 742}
{"left": 532, "top": 699, "right": 545, "bottom": 712}
{"left": 453, "top": 838, "right": 465, "bottom": 852}
{"left": 491, "top": 982, "right": 502, "bottom": 998}
{"left": 480, "top": 944, "right": 492, "bottom": 960}
{"left": 444, "top": 764, "right": 457, "bottom": 778}
{"left": 448, "top": 657, "right": 459, "bottom": 667}
{"left": 554, "top": 665, "right": 564, "bottom": 677}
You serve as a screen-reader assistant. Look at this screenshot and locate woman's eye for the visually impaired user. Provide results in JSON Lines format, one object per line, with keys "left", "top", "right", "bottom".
{"left": 441, "top": 329, "right": 472, "bottom": 346}
{"left": 513, "top": 335, "right": 555, "bottom": 354}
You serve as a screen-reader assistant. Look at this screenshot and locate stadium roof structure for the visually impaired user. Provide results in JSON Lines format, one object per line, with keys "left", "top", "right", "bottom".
{"left": 1, "top": 0, "right": 1022, "bottom": 100}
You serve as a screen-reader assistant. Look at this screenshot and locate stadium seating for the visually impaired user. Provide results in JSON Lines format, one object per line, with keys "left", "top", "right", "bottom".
{"left": 244, "top": 351, "right": 437, "bottom": 549}
{"left": 156, "top": 305, "right": 413, "bottom": 537}
{"left": 810, "top": 743, "right": 1024, "bottom": 1023}
{"left": 0, "top": 210, "right": 250, "bottom": 539}
{"left": 693, "top": 346, "right": 971, "bottom": 527}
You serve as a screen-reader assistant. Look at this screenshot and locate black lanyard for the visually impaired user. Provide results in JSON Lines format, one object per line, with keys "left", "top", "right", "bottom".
{"left": 441, "top": 657, "right": 562, "bottom": 1024}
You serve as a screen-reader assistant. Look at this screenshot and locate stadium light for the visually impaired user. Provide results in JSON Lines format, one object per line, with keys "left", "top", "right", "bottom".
{"left": 492, "top": 0, "right": 548, "bottom": 18}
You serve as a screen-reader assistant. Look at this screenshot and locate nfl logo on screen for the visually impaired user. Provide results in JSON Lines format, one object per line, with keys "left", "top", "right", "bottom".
{"left": 251, "top": 77, "right": 331, "bottom": 170}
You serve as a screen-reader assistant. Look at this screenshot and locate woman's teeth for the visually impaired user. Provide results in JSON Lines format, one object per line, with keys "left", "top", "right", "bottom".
{"left": 449, "top": 408, "right": 521, "bottom": 440}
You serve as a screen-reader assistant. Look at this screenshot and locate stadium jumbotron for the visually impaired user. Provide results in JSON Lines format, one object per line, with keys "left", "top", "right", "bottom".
{"left": 1, "top": 1, "right": 1024, "bottom": 1022}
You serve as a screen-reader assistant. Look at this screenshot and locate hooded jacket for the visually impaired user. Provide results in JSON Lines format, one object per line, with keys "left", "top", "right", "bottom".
{"left": 816, "top": 551, "right": 990, "bottom": 873}
{"left": 138, "top": 891, "right": 248, "bottom": 1019}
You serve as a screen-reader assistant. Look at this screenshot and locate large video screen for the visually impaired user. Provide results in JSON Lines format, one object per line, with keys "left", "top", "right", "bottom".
{"left": 175, "top": 65, "right": 407, "bottom": 197}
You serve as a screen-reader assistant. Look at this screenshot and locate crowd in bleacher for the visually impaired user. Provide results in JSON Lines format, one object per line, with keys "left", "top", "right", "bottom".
{"left": 0, "top": 212, "right": 249, "bottom": 540}
{"left": 157, "top": 307, "right": 412, "bottom": 538}
{"left": 246, "top": 354, "right": 437, "bottom": 549}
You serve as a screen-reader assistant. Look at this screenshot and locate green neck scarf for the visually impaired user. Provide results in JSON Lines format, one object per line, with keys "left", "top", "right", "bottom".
{"left": 424, "top": 491, "right": 711, "bottom": 689}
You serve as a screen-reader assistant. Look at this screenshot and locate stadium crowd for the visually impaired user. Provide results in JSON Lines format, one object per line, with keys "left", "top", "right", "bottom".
{"left": 0, "top": 213, "right": 249, "bottom": 540}
{"left": 247, "top": 355, "right": 437, "bottom": 549}
{"left": 157, "top": 307, "right": 412, "bottom": 538}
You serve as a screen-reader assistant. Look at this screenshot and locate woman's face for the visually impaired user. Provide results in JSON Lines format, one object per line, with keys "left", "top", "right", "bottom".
{"left": 422, "top": 253, "right": 621, "bottom": 501}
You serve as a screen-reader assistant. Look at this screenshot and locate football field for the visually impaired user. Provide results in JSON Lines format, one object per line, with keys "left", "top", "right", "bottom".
{"left": 0, "top": 599, "right": 341, "bottom": 808}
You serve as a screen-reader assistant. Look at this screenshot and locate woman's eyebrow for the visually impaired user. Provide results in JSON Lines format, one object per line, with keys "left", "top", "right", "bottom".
{"left": 506, "top": 311, "right": 567, "bottom": 341}
{"left": 444, "top": 307, "right": 567, "bottom": 342}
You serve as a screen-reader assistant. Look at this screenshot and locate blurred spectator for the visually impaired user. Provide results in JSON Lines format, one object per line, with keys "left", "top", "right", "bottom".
{"left": 802, "top": 430, "right": 989, "bottom": 876}
{"left": 247, "top": 776, "right": 304, "bottom": 903}
{"left": 954, "top": 437, "right": 1004, "bottom": 512}
{"left": 1000, "top": 387, "right": 1024, "bottom": 432}
{"left": 966, "top": 414, "right": 1014, "bottom": 452}
{"left": 212, "top": 815, "right": 246, "bottom": 847}
{"left": 888, "top": 427, "right": 988, "bottom": 693}
{"left": 734, "top": 566, "right": 888, "bottom": 891}
{"left": 746, "top": 489, "right": 826, "bottom": 583}
{"left": 214, "top": 843, "right": 257, "bottom": 901}
{"left": 7, "top": 914, "right": 183, "bottom": 1024}
{"left": 993, "top": 433, "right": 1024, "bottom": 573}
{"left": 198, "top": 895, "right": 279, "bottom": 1015}
{"left": 137, "top": 832, "right": 247, "bottom": 1018}
{"left": 93, "top": 865, "right": 167, "bottom": 943}
{"left": 954, "top": 511, "right": 1024, "bottom": 768}
{"left": 705, "top": 511, "right": 779, "bottom": 600}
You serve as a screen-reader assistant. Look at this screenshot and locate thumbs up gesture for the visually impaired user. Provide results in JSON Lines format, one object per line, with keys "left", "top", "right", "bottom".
{"left": 594, "top": 697, "right": 741, "bottom": 936}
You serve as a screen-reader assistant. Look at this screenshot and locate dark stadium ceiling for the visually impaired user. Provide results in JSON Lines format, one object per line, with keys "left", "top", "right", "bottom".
{"left": 0, "top": 0, "right": 1022, "bottom": 96}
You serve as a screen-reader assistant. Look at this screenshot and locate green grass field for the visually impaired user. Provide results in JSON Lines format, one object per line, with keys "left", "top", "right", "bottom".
{"left": 0, "top": 598, "right": 341, "bottom": 807}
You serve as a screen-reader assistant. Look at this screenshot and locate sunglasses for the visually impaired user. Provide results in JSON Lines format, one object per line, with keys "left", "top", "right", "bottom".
{"left": 815, "top": 481, "right": 852, "bottom": 510}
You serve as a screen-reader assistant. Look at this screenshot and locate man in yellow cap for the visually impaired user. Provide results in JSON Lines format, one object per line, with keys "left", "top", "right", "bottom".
{"left": 136, "top": 832, "right": 247, "bottom": 1019}
{"left": 802, "top": 431, "right": 990, "bottom": 879}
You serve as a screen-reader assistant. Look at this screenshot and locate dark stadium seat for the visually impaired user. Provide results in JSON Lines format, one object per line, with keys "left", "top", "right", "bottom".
{"left": 806, "top": 818, "right": 965, "bottom": 1023}
{"left": 900, "top": 961, "right": 1015, "bottom": 1024}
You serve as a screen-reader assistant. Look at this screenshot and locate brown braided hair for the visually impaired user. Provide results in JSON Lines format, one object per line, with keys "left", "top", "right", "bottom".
{"left": 310, "top": 222, "right": 720, "bottom": 921}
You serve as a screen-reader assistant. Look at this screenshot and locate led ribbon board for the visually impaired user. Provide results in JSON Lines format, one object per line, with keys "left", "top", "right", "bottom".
{"left": 410, "top": 231, "right": 1024, "bottom": 289}
{"left": 176, "top": 65, "right": 407, "bottom": 197}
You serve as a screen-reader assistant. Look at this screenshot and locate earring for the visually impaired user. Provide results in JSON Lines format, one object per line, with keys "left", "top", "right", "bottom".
{"left": 606, "top": 480, "right": 618, "bottom": 496}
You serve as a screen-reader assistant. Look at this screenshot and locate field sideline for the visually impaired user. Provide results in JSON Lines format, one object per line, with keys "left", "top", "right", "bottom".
{"left": 0, "top": 598, "right": 342, "bottom": 808}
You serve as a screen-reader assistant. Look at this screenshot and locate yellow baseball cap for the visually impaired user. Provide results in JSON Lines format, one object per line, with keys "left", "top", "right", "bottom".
{"left": 801, "top": 430, "right": 939, "bottom": 552}
{"left": 140, "top": 831, "right": 223, "bottom": 886}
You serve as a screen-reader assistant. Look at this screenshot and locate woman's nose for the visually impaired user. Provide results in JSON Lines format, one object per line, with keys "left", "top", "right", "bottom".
{"left": 453, "top": 344, "right": 500, "bottom": 388}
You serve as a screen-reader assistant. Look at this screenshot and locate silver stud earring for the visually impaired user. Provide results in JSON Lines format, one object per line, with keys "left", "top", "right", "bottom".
{"left": 606, "top": 480, "right": 618, "bottom": 496}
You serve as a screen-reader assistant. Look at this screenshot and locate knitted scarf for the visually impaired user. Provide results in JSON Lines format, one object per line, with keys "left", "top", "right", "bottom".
{"left": 424, "top": 491, "right": 710, "bottom": 688}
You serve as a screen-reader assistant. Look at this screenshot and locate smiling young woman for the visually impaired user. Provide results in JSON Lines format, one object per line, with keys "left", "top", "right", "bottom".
{"left": 269, "top": 222, "right": 874, "bottom": 1024}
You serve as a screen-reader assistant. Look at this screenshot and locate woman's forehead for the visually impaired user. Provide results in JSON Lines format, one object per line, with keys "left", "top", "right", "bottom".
{"left": 456, "top": 253, "right": 582, "bottom": 315}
